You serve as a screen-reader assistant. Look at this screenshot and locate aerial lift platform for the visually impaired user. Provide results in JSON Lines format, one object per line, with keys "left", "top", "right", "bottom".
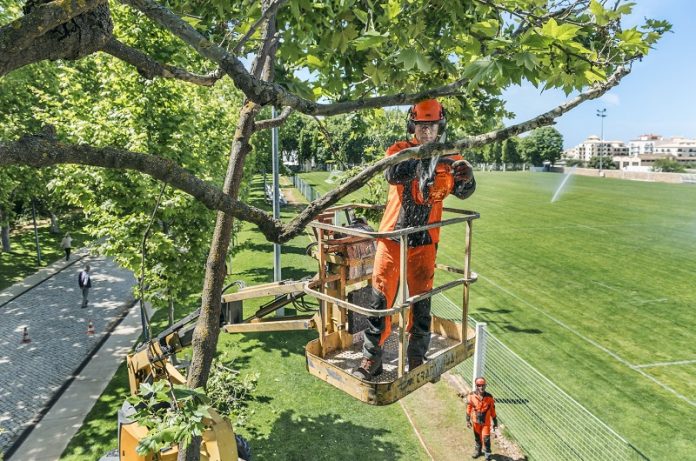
{"left": 301, "top": 204, "right": 479, "bottom": 405}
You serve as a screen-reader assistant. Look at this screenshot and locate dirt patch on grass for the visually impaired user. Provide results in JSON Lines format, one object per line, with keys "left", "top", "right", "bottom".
{"left": 400, "top": 372, "right": 526, "bottom": 460}
{"left": 279, "top": 176, "right": 306, "bottom": 205}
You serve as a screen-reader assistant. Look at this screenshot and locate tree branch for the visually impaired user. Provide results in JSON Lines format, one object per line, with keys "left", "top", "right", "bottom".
{"left": 277, "top": 65, "right": 630, "bottom": 241}
{"left": 0, "top": 0, "right": 104, "bottom": 56}
{"left": 120, "top": 0, "right": 473, "bottom": 116}
{"left": 101, "top": 37, "right": 223, "bottom": 86}
{"left": 1, "top": 0, "right": 112, "bottom": 77}
{"left": 0, "top": 130, "right": 282, "bottom": 241}
{"left": 253, "top": 106, "right": 293, "bottom": 131}
{"left": 231, "top": 0, "right": 288, "bottom": 55}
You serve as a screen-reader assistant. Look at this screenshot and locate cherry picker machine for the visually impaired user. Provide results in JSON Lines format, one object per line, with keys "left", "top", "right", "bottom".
{"left": 115, "top": 203, "right": 478, "bottom": 460}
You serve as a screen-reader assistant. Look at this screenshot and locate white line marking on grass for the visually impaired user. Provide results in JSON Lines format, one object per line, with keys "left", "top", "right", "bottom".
{"left": 633, "top": 359, "right": 696, "bottom": 369}
{"left": 448, "top": 261, "right": 696, "bottom": 408}
{"left": 632, "top": 298, "right": 669, "bottom": 306}
{"left": 591, "top": 280, "right": 624, "bottom": 292}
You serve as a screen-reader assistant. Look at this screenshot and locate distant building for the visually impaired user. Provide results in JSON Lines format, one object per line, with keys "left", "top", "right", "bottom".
{"left": 653, "top": 137, "right": 696, "bottom": 157}
{"left": 564, "top": 135, "right": 629, "bottom": 162}
{"left": 614, "top": 136, "right": 696, "bottom": 169}
{"left": 628, "top": 134, "right": 663, "bottom": 156}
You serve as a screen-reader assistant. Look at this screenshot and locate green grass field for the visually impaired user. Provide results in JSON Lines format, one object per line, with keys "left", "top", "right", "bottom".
{"left": 299, "top": 170, "right": 696, "bottom": 460}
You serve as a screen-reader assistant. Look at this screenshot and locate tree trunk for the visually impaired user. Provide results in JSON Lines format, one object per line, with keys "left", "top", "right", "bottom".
{"left": 0, "top": 208, "right": 10, "bottom": 252}
{"left": 49, "top": 211, "right": 61, "bottom": 234}
{"left": 180, "top": 4, "right": 276, "bottom": 459}
{"left": 1, "top": 225, "right": 10, "bottom": 253}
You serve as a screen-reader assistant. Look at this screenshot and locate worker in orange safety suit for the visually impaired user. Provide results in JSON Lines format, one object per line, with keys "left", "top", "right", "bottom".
{"left": 353, "top": 99, "right": 476, "bottom": 380}
{"left": 467, "top": 376, "right": 499, "bottom": 460}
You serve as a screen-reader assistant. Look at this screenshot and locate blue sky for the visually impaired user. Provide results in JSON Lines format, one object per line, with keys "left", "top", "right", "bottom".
{"left": 502, "top": 0, "right": 696, "bottom": 148}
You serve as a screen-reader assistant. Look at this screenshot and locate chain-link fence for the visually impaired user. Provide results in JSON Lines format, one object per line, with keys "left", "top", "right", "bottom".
{"left": 292, "top": 175, "right": 322, "bottom": 202}
{"left": 431, "top": 294, "right": 648, "bottom": 461}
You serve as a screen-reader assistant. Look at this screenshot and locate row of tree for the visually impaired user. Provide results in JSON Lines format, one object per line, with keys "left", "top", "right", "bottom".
{"left": 265, "top": 112, "right": 565, "bottom": 170}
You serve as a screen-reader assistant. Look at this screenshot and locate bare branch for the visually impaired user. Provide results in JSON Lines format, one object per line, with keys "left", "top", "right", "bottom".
{"left": 101, "top": 37, "right": 224, "bottom": 86}
{"left": 253, "top": 106, "right": 293, "bottom": 131}
{"left": 232, "top": 0, "right": 288, "bottom": 55}
{"left": 0, "top": 130, "right": 282, "bottom": 241}
{"left": 277, "top": 65, "right": 630, "bottom": 241}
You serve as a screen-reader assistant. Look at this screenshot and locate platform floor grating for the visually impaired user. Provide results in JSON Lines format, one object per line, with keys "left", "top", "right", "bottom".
{"left": 323, "top": 328, "right": 459, "bottom": 382}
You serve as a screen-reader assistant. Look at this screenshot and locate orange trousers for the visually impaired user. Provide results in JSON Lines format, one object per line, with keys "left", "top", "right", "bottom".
{"left": 361, "top": 239, "right": 436, "bottom": 361}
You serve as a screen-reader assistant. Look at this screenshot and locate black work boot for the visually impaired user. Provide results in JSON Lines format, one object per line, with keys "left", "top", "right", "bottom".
{"left": 408, "top": 356, "right": 424, "bottom": 371}
{"left": 353, "top": 357, "right": 383, "bottom": 380}
{"left": 484, "top": 452, "right": 492, "bottom": 461}
{"left": 471, "top": 444, "right": 482, "bottom": 458}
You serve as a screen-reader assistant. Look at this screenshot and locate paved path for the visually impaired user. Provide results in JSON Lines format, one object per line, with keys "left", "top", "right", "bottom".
{"left": 0, "top": 250, "right": 138, "bottom": 457}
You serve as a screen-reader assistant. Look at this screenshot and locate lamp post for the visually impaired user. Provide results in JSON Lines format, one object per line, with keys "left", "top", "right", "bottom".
{"left": 596, "top": 108, "right": 607, "bottom": 171}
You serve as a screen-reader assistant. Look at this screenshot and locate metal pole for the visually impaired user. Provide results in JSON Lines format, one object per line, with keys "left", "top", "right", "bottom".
{"left": 31, "top": 199, "right": 42, "bottom": 265}
{"left": 272, "top": 106, "right": 283, "bottom": 316}
{"left": 596, "top": 108, "right": 607, "bottom": 172}
{"left": 472, "top": 322, "right": 487, "bottom": 386}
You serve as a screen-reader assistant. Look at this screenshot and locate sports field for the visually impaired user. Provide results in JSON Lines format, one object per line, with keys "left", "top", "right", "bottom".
{"left": 299, "top": 170, "right": 696, "bottom": 460}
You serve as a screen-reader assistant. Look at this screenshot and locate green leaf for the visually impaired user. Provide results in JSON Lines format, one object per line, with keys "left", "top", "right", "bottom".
{"left": 541, "top": 18, "right": 581, "bottom": 41}
{"left": 354, "top": 9, "right": 368, "bottom": 24}
{"left": 386, "top": 0, "right": 402, "bottom": 20}
{"left": 353, "top": 32, "right": 388, "bottom": 51}
{"left": 589, "top": 0, "right": 610, "bottom": 26}
{"left": 396, "top": 49, "right": 418, "bottom": 70}
{"left": 305, "top": 54, "right": 323, "bottom": 68}
{"left": 415, "top": 53, "right": 432, "bottom": 72}
{"left": 471, "top": 19, "right": 499, "bottom": 38}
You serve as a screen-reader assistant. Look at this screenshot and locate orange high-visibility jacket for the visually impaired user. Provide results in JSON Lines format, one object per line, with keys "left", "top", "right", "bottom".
{"left": 467, "top": 392, "right": 497, "bottom": 427}
{"left": 378, "top": 139, "right": 475, "bottom": 247}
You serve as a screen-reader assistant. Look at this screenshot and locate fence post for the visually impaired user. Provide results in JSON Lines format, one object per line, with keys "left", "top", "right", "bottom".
{"left": 472, "top": 322, "right": 487, "bottom": 385}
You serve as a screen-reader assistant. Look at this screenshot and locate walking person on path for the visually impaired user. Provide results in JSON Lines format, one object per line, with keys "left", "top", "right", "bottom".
{"left": 78, "top": 265, "right": 92, "bottom": 308}
{"left": 467, "top": 376, "right": 499, "bottom": 460}
{"left": 60, "top": 232, "right": 73, "bottom": 261}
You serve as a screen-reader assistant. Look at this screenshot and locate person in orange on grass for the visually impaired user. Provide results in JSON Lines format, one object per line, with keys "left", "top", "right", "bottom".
{"left": 353, "top": 98, "right": 476, "bottom": 380}
{"left": 467, "top": 376, "right": 499, "bottom": 460}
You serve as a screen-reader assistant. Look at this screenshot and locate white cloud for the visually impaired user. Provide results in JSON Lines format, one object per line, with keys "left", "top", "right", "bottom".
{"left": 600, "top": 93, "right": 621, "bottom": 106}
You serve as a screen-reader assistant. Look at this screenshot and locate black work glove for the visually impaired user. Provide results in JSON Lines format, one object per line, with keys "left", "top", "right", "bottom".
{"left": 451, "top": 159, "right": 474, "bottom": 183}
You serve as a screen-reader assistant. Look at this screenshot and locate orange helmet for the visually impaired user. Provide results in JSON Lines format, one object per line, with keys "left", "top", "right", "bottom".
{"left": 407, "top": 99, "right": 446, "bottom": 134}
{"left": 475, "top": 377, "right": 486, "bottom": 386}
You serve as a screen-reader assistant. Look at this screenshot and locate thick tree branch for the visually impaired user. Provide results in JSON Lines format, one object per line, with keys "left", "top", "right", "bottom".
{"left": 231, "top": 0, "right": 288, "bottom": 55}
{"left": 0, "top": 0, "right": 104, "bottom": 56}
{"left": 0, "top": 131, "right": 282, "bottom": 241}
{"left": 101, "top": 37, "right": 223, "bottom": 86}
{"left": 253, "top": 106, "right": 293, "bottom": 131}
{"left": 1, "top": 0, "right": 112, "bottom": 77}
{"left": 277, "top": 65, "right": 630, "bottom": 241}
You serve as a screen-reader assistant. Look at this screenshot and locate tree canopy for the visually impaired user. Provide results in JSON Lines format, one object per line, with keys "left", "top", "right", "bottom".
{"left": 518, "top": 126, "right": 564, "bottom": 166}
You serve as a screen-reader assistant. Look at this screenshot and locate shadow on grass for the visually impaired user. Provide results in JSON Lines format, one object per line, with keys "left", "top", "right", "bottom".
{"left": 232, "top": 329, "right": 314, "bottom": 359}
{"left": 503, "top": 325, "right": 543, "bottom": 335}
{"left": 250, "top": 410, "right": 405, "bottom": 460}
{"left": 232, "top": 240, "right": 312, "bottom": 257}
{"left": 238, "top": 266, "right": 314, "bottom": 284}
